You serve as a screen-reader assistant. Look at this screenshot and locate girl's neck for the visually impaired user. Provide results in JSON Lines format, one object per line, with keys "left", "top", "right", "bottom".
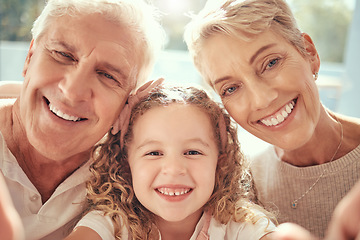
{"left": 156, "top": 210, "right": 203, "bottom": 240}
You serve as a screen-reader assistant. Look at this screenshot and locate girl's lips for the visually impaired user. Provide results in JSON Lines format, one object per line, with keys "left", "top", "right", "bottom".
{"left": 156, "top": 187, "right": 192, "bottom": 196}
{"left": 155, "top": 186, "right": 193, "bottom": 202}
{"left": 258, "top": 98, "right": 297, "bottom": 127}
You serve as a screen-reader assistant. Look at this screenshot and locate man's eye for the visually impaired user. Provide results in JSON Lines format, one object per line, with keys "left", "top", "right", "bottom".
{"left": 185, "top": 150, "right": 201, "bottom": 156}
{"left": 55, "top": 51, "right": 75, "bottom": 61}
{"left": 102, "top": 72, "right": 115, "bottom": 80}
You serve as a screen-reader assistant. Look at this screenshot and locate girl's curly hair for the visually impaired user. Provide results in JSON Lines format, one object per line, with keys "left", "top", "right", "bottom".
{"left": 85, "top": 85, "right": 272, "bottom": 239}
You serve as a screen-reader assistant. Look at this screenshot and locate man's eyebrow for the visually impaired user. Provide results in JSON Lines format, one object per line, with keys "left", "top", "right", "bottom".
{"left": 50, "top": 40, "right": 131, "bottom": 84}
{"left": 49, "top": 40, "right": 76, "bottom": 52}
{"left": 249, "top": 43, "right": 277, "bottom": 65}
{"left": 102, "top": 62, "right": 129, "bottom": 82}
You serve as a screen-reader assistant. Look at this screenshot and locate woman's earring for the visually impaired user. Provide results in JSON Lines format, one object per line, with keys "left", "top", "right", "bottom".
{"left": 314, "top": 72, "right": 318, "bottom": 80}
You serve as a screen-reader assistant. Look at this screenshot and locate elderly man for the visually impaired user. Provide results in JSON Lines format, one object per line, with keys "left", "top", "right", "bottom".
{"left": 0, "top": 0, "right": 164, "bottom": 239}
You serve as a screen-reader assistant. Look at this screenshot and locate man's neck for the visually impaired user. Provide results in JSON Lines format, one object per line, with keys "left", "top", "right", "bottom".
{"left": 4, "top": 100, "right": 90, "bottom": 203}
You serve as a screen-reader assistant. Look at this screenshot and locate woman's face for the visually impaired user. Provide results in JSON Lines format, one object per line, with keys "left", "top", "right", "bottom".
{"left": 200, "top": 30, "right": 321, "bottom": 150}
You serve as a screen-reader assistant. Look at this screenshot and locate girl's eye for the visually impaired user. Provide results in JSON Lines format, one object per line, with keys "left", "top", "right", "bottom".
{"left": 146, "top": 151, "right": 161, "bottom": 156}
{"left": 185, "top": 150, "right": 201, "bottom": 156}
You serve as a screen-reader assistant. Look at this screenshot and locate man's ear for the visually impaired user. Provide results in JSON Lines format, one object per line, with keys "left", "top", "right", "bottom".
{"left": 22, "top": 39, "right": 35, "bottom": 77}
{"left": 302, "top": 33, "right": 320, "bottom": 74}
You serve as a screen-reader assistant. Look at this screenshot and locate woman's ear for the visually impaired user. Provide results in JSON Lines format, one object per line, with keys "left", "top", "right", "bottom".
{"left": 302, "top": 33, "right": 320, "bottom": 74}
{"left": 22, "top": 39, "right": 35, "bottom": 77}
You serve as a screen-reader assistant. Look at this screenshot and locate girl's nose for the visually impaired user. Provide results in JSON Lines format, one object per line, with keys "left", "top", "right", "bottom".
{"left": 161, "top": 155, "right": 187, "bottom": 176}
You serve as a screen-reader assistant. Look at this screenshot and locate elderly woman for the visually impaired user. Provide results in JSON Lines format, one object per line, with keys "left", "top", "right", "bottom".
{"left": 184, "top": 0, "right": 360, "bottom": 238}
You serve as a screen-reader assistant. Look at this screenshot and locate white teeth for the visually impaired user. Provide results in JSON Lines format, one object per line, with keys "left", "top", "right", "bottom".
{"left": 157, "top": 187, "right": 191, "bottom": 196}
{"left": 276, "top": 114, "right": 284, "bottom": 122}
{"left": 282, "top": 111, "right": 288, "bottom": 118}
{"left": 49, "top": 103, "right": 81, "bottom": 122}
{"left": 260, "top": 100, "right": 296, "bottom": 127}
{"left": 285, "top": 105, "right": 292, "bottom": 114}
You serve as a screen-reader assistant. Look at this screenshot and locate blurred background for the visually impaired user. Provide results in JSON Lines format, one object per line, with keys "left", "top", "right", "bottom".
{"left": 1, "top": 0, "right": 359, "bottom": 156}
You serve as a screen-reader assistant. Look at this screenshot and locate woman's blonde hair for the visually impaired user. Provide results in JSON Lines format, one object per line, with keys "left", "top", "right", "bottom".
{"left": 86, "top": 85, "right": 273, "bottom": 239}
{"left": 184, "top": 0, "right": 306, "bottom": 83}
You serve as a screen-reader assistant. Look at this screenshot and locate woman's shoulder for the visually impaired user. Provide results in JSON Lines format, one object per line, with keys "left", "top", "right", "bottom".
{"left": 338, "top": 114, "right": 360, "bottom": 153}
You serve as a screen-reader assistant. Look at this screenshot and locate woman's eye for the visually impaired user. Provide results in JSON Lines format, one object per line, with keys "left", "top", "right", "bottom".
{"left": 185, "top": 150, "right": 201, "bottom": 156}
{"left": 221, "top": 85, "right": 238, "bottom": 97}
{"left": 266, "top": 58, "right": 279, "bottom": 70}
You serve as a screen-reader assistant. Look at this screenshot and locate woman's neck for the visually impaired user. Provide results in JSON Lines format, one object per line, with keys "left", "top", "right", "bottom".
{"left": 276, "top": 109, "right": 345, "bottom": 167}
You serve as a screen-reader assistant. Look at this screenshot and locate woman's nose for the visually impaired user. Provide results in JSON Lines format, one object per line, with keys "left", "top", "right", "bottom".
{"left": 247, "top": 80, "right": 278, "bottom": 111}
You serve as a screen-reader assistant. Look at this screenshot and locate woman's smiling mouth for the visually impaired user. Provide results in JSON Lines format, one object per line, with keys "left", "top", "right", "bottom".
{"left": 259, "top": 98, "right": 297, "bottom": 127}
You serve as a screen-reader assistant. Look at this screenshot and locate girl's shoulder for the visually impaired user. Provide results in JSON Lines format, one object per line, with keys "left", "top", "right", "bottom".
{"left": 208, "top": 209, "right": 276, "bottom": 240}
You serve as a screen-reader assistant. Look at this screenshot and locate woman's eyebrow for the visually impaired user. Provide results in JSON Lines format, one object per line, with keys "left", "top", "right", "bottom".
{"left": 249, "top": 43, "right": 276, "bottom": 64}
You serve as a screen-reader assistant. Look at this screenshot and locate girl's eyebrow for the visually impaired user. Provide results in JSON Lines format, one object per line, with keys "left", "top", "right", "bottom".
{"left": 136, "top": 140, "right": 161, "bottom": 150}
{"left": 186, "top": 138, "right": 211, "bottom": 148}
{"left": 249, "top": 43, "right": 276, "bottom": 64}
{"left": 135, "top": 138, "right": 211, "bottom": 150}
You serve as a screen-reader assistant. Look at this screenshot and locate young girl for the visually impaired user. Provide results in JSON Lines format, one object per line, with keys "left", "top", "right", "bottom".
{"left": 65, "top": 80, "right": 276, "bottom": 240}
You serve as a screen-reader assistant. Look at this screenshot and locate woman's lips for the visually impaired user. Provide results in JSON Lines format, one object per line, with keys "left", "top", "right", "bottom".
{"left": 259, "top": 98, "right": 297, "bottom": 127}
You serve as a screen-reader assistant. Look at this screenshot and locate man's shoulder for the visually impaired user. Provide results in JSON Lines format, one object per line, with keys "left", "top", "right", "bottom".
{"left": 0, "top": 98, "right": 16, "bottom": 107}
{"left": 0, "top": 99, "right": 15, "bottom": 117}
{"left": 0, "top": 99, "right": 15, "bottom": 131}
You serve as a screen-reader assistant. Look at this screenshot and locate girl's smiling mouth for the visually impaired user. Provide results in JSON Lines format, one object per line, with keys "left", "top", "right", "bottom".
{"left": 156, "top": 187, "right": 192, "bottom": 196}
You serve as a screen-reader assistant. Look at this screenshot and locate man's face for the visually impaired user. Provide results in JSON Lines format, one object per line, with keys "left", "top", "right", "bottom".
{"left": 20, "top": 13, "right": 138, "bottom": 161}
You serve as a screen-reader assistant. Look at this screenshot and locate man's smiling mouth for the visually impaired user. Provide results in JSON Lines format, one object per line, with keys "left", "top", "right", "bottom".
{"left": 45, "top": 98, "right": 85, "bottom": 122}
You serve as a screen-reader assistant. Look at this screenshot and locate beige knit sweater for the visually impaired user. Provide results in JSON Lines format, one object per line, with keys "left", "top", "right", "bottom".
{"left": 250, "top": 144, "right": 360, "bottom": 238}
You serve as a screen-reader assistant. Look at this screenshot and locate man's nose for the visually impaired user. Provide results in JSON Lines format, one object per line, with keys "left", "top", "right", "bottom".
{"left": 58, "top": 65, "right": 94, "bottom": 103}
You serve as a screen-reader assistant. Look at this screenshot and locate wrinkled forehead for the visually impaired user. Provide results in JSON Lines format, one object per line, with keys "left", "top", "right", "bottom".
{"left": 40, "top": 14, "right": 142, "bottom": 88}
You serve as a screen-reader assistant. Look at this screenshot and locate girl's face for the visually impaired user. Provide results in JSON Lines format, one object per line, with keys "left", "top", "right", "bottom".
{"left": 200, "top": 30, "right": 321, "bottom": 150}
{"left": 128, "top": 104, "right": 219, "bottom": 224}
